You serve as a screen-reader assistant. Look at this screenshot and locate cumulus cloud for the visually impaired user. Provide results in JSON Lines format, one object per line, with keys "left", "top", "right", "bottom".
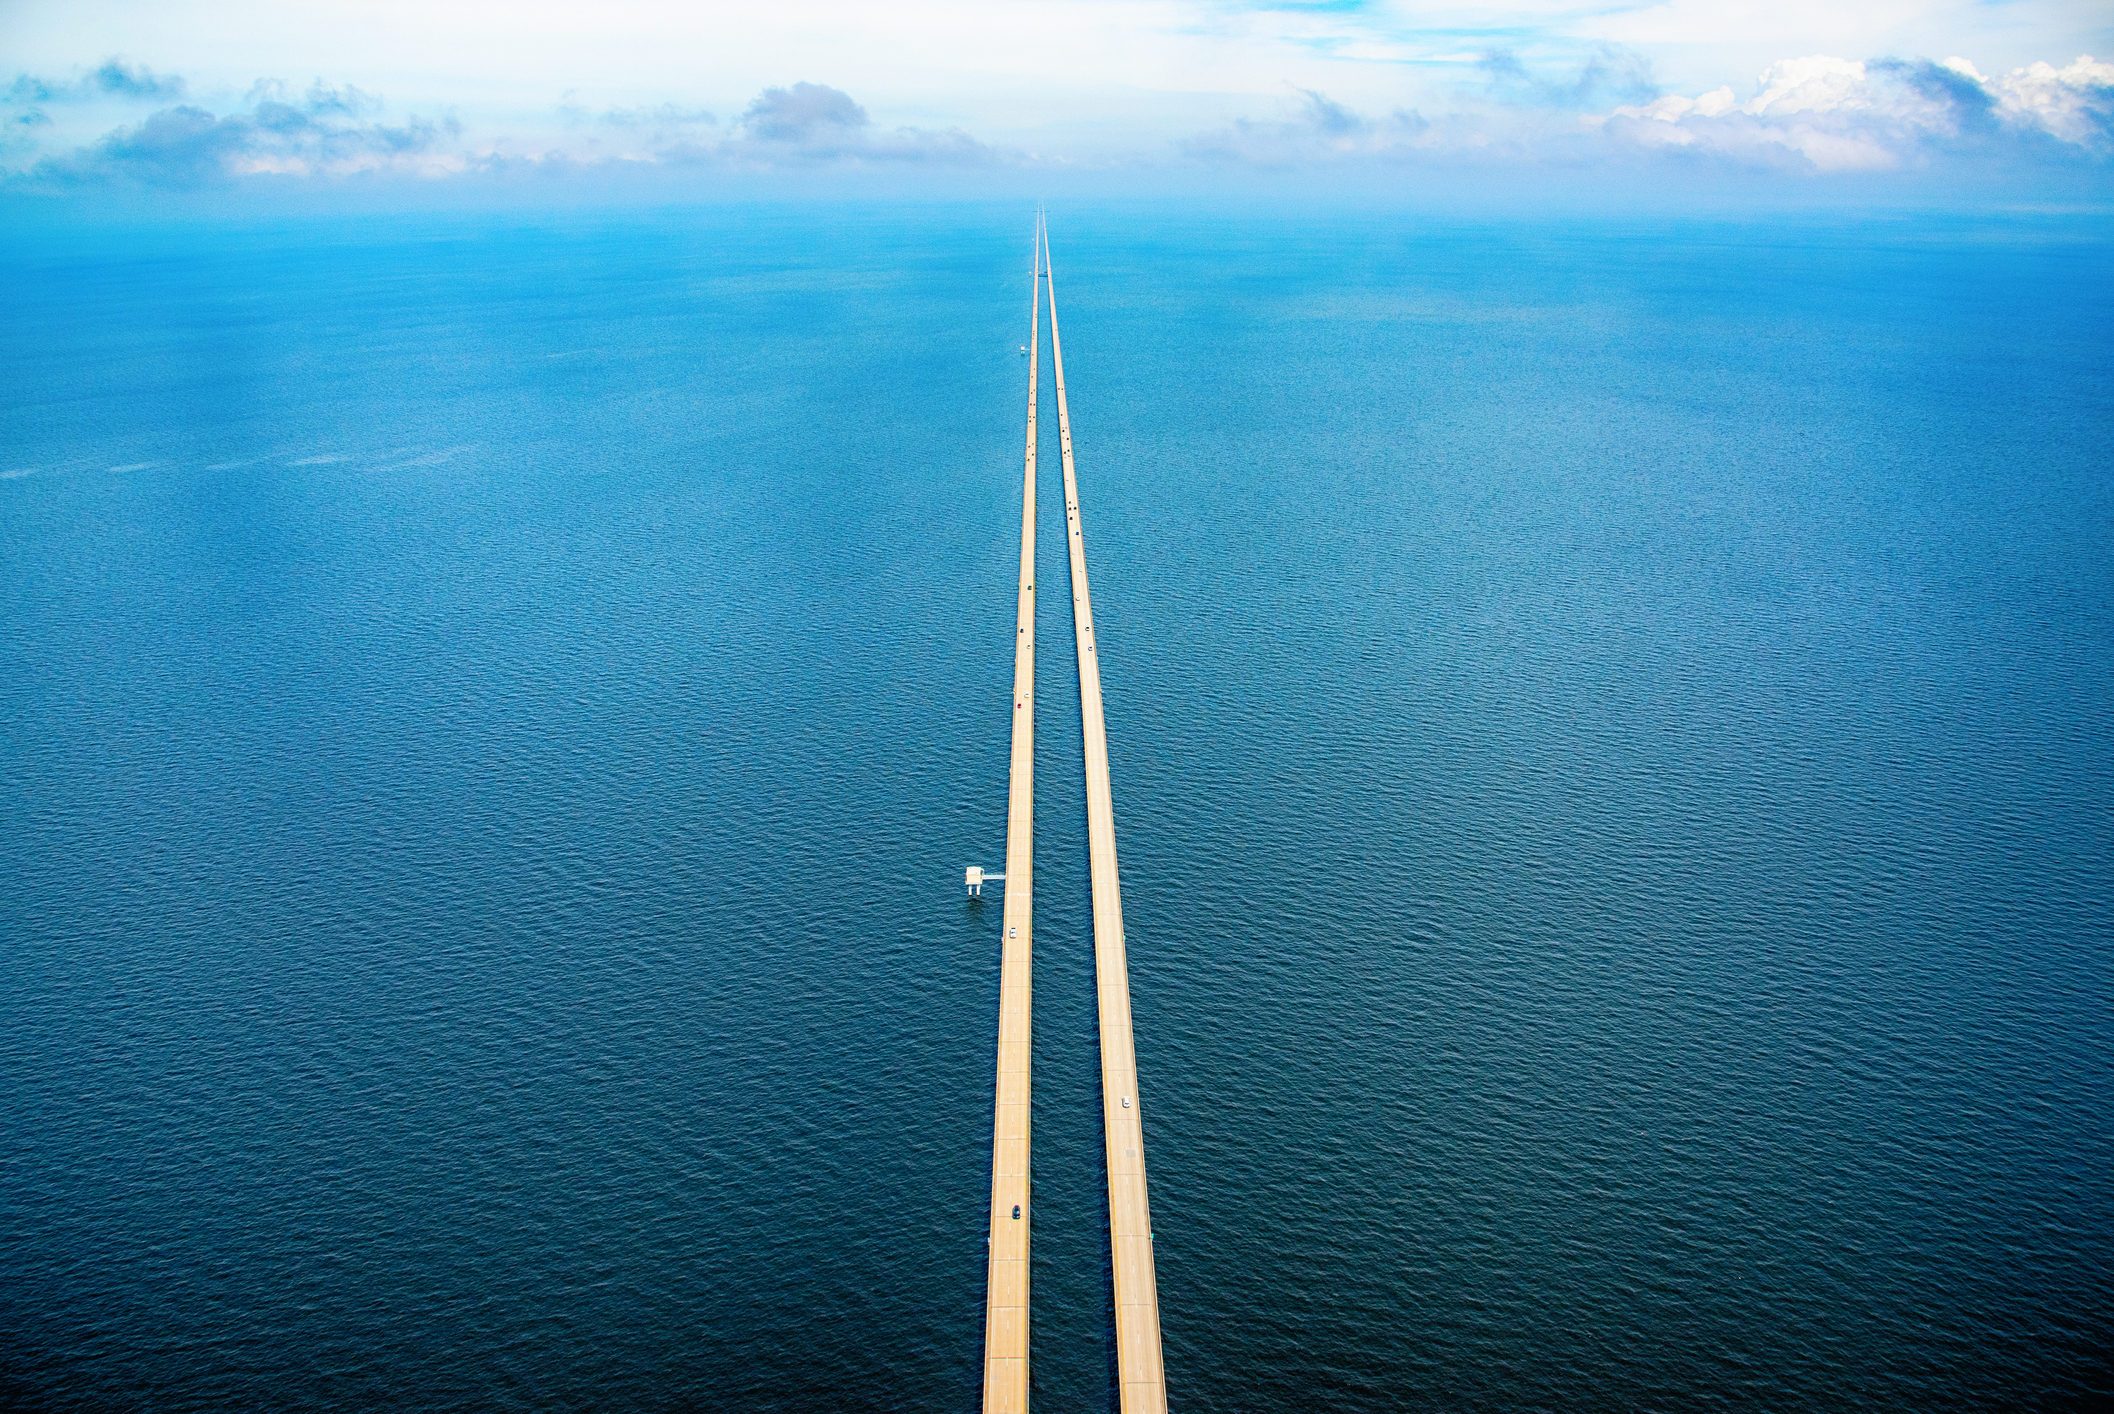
{"left": 8, "top": 43, "right": 2105, "bottom": 194}
{"left": 4, "top": 57, "right": 188, "bottom": 159}
{"left": 245, "top": 78, "right": 379, "bottom": 120}
{"left": 1983, "top": 55, "right": 2114, "bottom": 147}
{"left": 1184, "top": 86, "right": 1430, "bottom": 165}
{"left": 90, "top": 59, "right": 187, "bottom": 101}
{"left": 1596, "top": 53, "right": 2114, "bottom": 171}
{"left": 741, "top": 82, "right": 865, "bottom": 144}
{"left": 26, "top": 81, "right": 460, "bottom": 187}
{"left": 6, "top": 58, "right": 186, "bottom": 106}
{"left": 6, "top": 70, "right": 997, "bottom": 187}
{"left": 729, "top": 80, "right": 991, "bottom": 163}
{"left": 541, "top": 82, "right": 990, "bottom": 166}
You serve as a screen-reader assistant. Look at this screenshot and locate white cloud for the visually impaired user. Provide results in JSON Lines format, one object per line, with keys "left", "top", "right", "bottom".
{"left": 1992, "top": 54, "right": 2114, "bottom": 145}
{"left": 9, "top": 0, "right": 2108, "bottom": 158}
{"left": 1595, "top": 51, "right": 2114, "bottom": 171}
{"left": 1746, "top": 55, "right": 1871, "bottom": 117}
{"left": 4, "top": 70, "right": 1001, "bottom": 187}
{"left": 1183, "top": 87, "right": 1435, "bottom": 166}
{"left": 4, "top": 4, "right": 2111, "bottom": 191}
{"left": 24, "top": 86, "right": 461, "bottom": 186}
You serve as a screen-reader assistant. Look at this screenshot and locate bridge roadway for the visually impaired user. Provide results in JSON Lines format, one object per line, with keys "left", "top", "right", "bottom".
{"left": 979, "top": 213, "right": 1041, "bottom": 1414}
{"left": 1045, "top": 229, "right": 1170, "bottom": 1414}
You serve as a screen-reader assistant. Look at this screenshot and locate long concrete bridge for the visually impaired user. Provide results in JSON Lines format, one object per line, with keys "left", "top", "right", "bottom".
{"left": 978, "top": 214, "right": 1041, "bottom": 1414}
{"left": 978, "top": 212, "right": 1166, "bottom": 1414}
{"left": 1045, "top": 222, "right": 1169, "bottom": 1414}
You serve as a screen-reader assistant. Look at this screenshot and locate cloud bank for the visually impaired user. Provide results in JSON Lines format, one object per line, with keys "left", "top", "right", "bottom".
{"left": 2, "top": 48, "right": 2109, "bottom": 197}
{"left": 24, "top": 81, "right": 460, "bottom": 185}
{"left": 1597, "top": 54, "right": 2114, "bottom": 172}
{"left": 1, "top": 71, "right": 1000, "bottom": 188}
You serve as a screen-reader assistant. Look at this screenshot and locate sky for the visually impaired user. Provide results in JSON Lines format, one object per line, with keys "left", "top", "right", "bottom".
{"left": 3, "top": 1, "right": 2112, "bottom": 208}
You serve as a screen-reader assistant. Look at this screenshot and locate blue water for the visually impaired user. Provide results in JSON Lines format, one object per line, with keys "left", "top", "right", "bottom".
{"left": 3, "top": 206, "right": 2111, "bottom": 1410}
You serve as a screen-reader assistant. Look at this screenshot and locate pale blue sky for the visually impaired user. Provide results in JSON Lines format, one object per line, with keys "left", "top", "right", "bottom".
{"left": 3, "top": 1, "right": 2111, "bottom": 199}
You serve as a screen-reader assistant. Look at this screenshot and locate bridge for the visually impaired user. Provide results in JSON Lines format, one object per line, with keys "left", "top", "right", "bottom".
{"left": 978, "top": 214, "right": 1042, "bottom": 1414}
{"left": 979, "top": 212, "right": 1167, "bottom": 1413}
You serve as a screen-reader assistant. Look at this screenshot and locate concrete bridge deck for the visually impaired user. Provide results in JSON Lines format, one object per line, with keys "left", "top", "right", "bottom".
{"left": 979, "top": 214, "right": 1042, "bottom": 1414}
{"left": 1045, "top": 228, "right": 1170, "bottom": 1414}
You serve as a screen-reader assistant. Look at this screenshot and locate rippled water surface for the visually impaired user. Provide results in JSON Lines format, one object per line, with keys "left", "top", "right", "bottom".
{"left": 3, "top": 207, "right": 2111, "bottom": 1409}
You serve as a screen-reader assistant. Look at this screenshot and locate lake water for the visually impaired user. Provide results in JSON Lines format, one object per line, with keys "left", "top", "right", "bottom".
{"left": 3, "top": 205, "right": 2111, "bottom": 1409}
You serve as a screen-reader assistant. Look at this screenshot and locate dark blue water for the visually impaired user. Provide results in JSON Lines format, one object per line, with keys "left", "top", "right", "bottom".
{"left": 3, "top": 206, "right": 2111, "bottom": 1410}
